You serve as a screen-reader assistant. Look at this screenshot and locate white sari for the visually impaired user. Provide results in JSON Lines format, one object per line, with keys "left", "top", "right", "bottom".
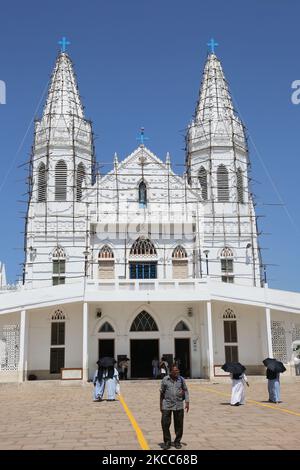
{"left": 231, "top": 373, "right": 248, "bottom": 405}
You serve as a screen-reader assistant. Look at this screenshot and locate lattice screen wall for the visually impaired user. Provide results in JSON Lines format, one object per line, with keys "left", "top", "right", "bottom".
{"left": 271, "top": 320, "right": 287, "bottom": 363}
{"left": 0, "top": 325, "right": 20, "bottom": 371}
{"left": 292, "top": 324, "right": 300, "bottom": 343}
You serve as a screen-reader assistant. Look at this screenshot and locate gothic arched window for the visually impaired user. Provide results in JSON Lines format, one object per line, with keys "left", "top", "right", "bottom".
{"left": 172, "top": 245, "right": 188, "bottom": 279}
{"left": 220, "top": 247, "right": 234, "bottom": 283}
{"left": 37, "top": 162, "right": 47, "bottom": 202}
{"left": 129, "top": 237, "right": 157, "bottom": 279}
{"left": 98, "top": 245, "right": 114, "bottom": 279}
{"left": 52, "top": 246, "right": 66, "bottom": 285}
{"left": 237, "top": 168, "right": 244, "bottom": 203}
{"left": 217, "top": 165, "right": 229, "bottom": 202}
{"left": 76, "top": 163, "right": 85, "bottom": 202}
{"left": 198, "top": 166, "right": 208, "bottom": 201}
{"left": 138, "top": 181, "right": 147, "bottom": 208}
{"left": 50, "top": 308, "right": 65, "bottom": 373}
{"left": 55, "top": 160, "right": 67, "bottom": 201}
{"left": 130, "top": 311, "right": 158, "bottom": 332}
{"left": 223, "top": 309, "right": 238, "bottom": 362}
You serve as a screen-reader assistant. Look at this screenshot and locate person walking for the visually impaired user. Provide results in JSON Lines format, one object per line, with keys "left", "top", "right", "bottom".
{"left": 152, "top": 357, "right": 159, "bottom": 379}
{"left": 120, "top": 358, "right": 129, "bottom": 380}
{"left": 160, "top": 365, "right": 189, "bottom": 450}
{"left": 230, "top": 371, "right": 249, "bottom": 406}
{"left": 93, "top": 360, "right": 105, "bottom": 401}
{"left": 263, "top": 358, "right": 286, "bottom": 404}
{"left": 159, "top": 357, "right": 168, "bottom": 379}
{"left": 267, "top": 369, "right": 281, "bottom": 403}
{"left": 105, "top": 363, "right": 119, "bottom": 401}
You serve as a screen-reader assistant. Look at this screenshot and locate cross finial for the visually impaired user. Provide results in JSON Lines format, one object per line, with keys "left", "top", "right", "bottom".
{"left": 207, "top": 38, "right": 219, "bottom": 54}
{"left": 136, "top": 127, "right": 149, "bottom": 146}
{"left": 58, "top": 36, "right": 71, "bottom": 53}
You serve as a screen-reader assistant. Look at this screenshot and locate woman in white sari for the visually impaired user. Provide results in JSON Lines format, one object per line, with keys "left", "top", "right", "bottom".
{"left": 105, "top": 366, "right": 119, "bottom": 401}
{"left": 230, "top": 372, "right": 249, "bottom": 406}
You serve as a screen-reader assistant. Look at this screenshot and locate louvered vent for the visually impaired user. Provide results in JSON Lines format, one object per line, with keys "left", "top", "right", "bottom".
{"left": 217, "top": 165, "right": 229, "bottom": 202}
{"left": 37, "top": 162, "right": 47, "bottom": 202}
{"left": 55, "top": 160, "right": 67, "bottom": 201}
{"left": 76, "top": 163, "right": 85, "bottom": 202}
{"left": 198, "top": 166, "right": 208, "bottom": 200}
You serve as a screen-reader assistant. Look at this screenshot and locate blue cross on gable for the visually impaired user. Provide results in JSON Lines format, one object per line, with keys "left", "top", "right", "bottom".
{"left": 58, "top": 36, "right": 71, "bottom": 53}
{"left": 207, "top": 38, "right": 219, "bottom": 54}
{"left": 136, "top": 127, "right": 149, "bottom": 146}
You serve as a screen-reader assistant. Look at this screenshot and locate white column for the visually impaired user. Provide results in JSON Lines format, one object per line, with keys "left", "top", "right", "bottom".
{"left": 18, "top": 309, "right": 27, "bottom": 382}
{"left": 265, "top": 306, "right": 273, "bottom": 358}
{"left": 82, "top": 302, "right": 89, "bottom": 381}
{"left": 206, "top": 301, "right": 214, "bottom": 379}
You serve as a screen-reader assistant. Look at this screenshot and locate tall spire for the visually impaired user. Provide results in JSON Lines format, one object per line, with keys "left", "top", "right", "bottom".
{"left": 42, "top": 52, "right": 84, "bottom": 119}
{"left": 187, "top": 50, "right": 247, "bottom": 162}
{"left": 195, "top": 52, "right": 236, "bottom": 124}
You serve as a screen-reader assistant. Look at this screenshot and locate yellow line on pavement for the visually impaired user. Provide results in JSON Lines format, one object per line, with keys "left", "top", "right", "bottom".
{"left": 118, "top": 393, "right": 150, "bottom": 450}
{"left": 191, "top": 385, "right": 300, "bottom": 417}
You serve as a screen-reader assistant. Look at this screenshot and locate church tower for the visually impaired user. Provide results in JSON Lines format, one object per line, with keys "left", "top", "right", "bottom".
{"left": 186, "top": 43, "right": 262, "bottom": 286}
{"left": 24, "top": 45, "right": 95, "bottom": 287}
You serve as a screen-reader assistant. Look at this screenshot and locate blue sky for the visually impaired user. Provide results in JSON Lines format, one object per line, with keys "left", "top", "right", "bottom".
{"left": 0, "top": 0, "right": 299, "bottom": 292}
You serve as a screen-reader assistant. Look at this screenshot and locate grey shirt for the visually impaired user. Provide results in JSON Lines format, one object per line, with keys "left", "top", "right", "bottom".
{"left": 160, "top": 375, "right": 189, "bottom": 411}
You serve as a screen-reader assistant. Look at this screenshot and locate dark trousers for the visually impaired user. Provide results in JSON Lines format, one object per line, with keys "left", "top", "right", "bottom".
{"left": 161, "top": 409, "right": 184, "bottom": 444}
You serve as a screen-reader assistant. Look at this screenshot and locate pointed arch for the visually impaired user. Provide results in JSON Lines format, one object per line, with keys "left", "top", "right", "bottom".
{"left": 98, "top": 245, "right": 115, "bottom": 279}
{"left": 37, "top": 162, "right": 47, "bottom": 202}
{"left": 198, "top": 166, "right": 208, "bottom": 201}
{"left": 223, "top": 308, "right": 236, "bottom": 319}
{"left": 174, "top": 321, "right": 190, "bottom": 331}
{"left": 130, "top": 311, "right": 158, "bottom": 332}
{"left": 76, "top": 163, "right": 85, "bottom": 202}
{"left": 51, "top": 309, "right": 66, "bottom": 321}
{"left": 99, "top": 322, "right": 114, "bottom": 333}
{"left": 172, "top": 245, "right": 187, "bottom": 259}
{"left": 130, "top": 237, "right": 157, "bottom": 257}
{"left": 172, "top": 245, "right": 188, "bottom": 279}
{"left": 52, "top": 246, "right": 66, "bottom": 258}
{"left": 220, "top": 247, "right": 234, "bottom": 258}
{"left": 52, "top": 246, "right": 66, "bottom": 285}
{"left": 99, "top": 245, "right": 114, "bottom": 259}
{"left": 217, "top": 165, "right": 229, "bottom": 202}
{"left": 237, "top": 167, "right": 244, "bottom": 203}
{"left": 220, "top": 247, "right": 234, "bottom": 283}
{"left": 55, "top": 160, "right": 67, "bottom": 201}
{"left": 138, "top": 180, "right": 147, "bottom": 208}
{"left": 223, "top": 308, "right": 238, "bottom": 362}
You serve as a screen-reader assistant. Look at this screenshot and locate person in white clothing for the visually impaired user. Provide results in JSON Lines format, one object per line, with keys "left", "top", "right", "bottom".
{"left": 230, "top": 372, "right": 249, "bottom": 406}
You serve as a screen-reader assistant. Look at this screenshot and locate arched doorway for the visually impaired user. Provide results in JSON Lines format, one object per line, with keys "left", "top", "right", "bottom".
{"left": 97, "top": 321, "right": 115, "bottom": 360}
{"left": 129, "top": 310, "right": 159, "bottom": 378}
{"left": 174, "top": 320, "right": 191, "bottom": 378}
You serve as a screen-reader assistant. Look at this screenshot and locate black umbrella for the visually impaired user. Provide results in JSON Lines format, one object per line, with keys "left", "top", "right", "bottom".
{"left": 222, "top": 362, "right": 246, "bottom": 375}
{"left": 263, "top": 358, "right": 286, "bottom": 373}
{"left": 97, "top": 356, "right": 115, "bottom": 368}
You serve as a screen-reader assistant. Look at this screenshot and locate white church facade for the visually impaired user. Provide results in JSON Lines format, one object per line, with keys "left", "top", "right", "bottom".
{"left": 0, "top": 47, "right": 300, "bottom": 382}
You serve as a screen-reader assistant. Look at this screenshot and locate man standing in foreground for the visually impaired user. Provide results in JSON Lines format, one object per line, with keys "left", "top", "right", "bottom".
{"left": 160, "top": 365, "right": 189, "bottom": 450}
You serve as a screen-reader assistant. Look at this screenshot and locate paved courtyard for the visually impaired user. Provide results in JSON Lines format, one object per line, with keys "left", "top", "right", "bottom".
{"left": 0, "top": 379, "right": 299, "bottom": 450}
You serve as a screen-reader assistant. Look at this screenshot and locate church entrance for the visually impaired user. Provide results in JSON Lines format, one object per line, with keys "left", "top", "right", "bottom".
{"left": 130, "top": 339, "right": 159, "bottom": 378}
{"left": 175, "top": 338, "right": 191, "bottom": 378}
{"left": 98, "top": 339, "right": 114, "bottom": 359}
